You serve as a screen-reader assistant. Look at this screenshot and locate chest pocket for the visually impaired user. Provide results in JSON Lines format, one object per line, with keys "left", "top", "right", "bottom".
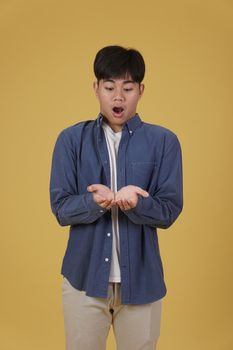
{"left": 130, "top": 162, "right": 157, "bottom": 190}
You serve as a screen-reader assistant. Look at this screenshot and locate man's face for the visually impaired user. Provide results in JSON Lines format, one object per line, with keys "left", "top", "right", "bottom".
{"left": 93, "top": 76, "right": 144, "bottom": 132}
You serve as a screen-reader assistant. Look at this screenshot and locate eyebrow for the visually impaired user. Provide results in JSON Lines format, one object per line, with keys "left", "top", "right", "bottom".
{"left": 103, "top": 79, "right": 136, "bottom": 84}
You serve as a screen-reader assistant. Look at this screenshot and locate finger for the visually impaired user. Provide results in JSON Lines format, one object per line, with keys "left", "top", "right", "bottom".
{"left": 105, "top": 198, "right": 115, "bottom": 208}
{"left": 125, "top": 199, "right": 135, "bottom": 209}
{"left": 96, "top": 198, "right": 109, "bottom": 207}
{"left": 106, "top": 199, "right": 116, "bottom": 210}
{"left": 115, "top": 198, "right": 122, "bottom": 206}
{"left": 119, "top": 199, "right": 130, "bottom": 210}
{"left": 101, "top": 199, "right": 113, "bottom": 209}
{"left": 110, "top": 198, "right": 116, "bottom": 206}
{"left": 98, "top": 198, "right": 108, "bottom": 203}
{"left": 100, "top": 198, "right": 110, "bottom": 204}
{"left": 116, "top": 199, "right": 124, "bottom": 210}
{"left": 127, "top": 199, "right": 136, "bottom": 209}
{"left": 122, "top": 199, "right": 130, "bottom": 210}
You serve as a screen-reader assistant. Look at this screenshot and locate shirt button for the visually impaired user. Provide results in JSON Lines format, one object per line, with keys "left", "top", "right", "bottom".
{"left": 105, "top": 258, "right": 109, "bottom": 262}
{"left": 107, "top": 232, "right": 111, "bottom": 237}
{"left": 129, "top": 130, "right": 133, "bottom": 134}
{"left": 100, "top": 209, "right": 104, "bottom": 213}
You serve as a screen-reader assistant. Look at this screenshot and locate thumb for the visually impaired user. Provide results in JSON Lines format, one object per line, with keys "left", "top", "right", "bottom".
{"left": 87, "top": 185, "right": 98, "bottom": 192}
{"left": 135, "top": 188, "right": 149, "bottom": 198}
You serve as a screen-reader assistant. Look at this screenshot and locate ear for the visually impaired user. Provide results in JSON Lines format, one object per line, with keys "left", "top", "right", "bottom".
{"left": 93, "top": 81, "right": 99, "bottom": 97}
{"left": 139, "top": 83, "right": 145, "bottom": 97}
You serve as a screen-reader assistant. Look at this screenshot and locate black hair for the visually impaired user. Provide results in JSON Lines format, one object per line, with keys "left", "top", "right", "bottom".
{"left": 93, "top": 45, "right": 145, "bottom": 83}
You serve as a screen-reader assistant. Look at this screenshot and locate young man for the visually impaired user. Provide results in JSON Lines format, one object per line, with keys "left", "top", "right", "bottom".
{"left": 49, "top": 45, "right": 183, "bottom": 350}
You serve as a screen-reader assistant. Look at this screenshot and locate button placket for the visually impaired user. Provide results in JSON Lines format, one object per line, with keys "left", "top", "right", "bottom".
{"left": 116, "top": 130, "right": 131, "bottom": 302}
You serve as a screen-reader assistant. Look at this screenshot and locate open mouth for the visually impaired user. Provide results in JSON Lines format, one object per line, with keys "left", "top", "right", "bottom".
{"left": 112, "top": 107, "right": 124, "bottom": 116}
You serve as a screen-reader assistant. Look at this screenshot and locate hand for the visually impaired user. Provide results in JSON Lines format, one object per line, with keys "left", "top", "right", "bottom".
{"left": 115, "top": 185, "right": 149, "bottom": 211}
{"left": 87, "top": 184, "right": 116, "bottom": 210}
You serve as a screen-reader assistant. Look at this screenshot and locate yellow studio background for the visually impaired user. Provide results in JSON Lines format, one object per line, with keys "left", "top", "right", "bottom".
{"left": 0, "top": 0, "right": 232, "bottom": 349}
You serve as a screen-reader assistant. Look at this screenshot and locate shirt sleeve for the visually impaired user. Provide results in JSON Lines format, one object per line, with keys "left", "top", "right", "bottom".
{"left": 123, "top": 133, "right": 183, "bottom": 229}
{"left": 49, "top": 129, "right": 107, "bottom": 226}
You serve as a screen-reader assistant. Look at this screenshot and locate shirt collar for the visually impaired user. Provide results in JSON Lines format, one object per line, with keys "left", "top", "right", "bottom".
{"left": 96, "top": 113, "right": 142, "bottom": 134}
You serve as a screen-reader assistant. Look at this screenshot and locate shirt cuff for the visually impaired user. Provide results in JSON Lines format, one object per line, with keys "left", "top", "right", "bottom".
{"left": 85, "top": 192, "right": 108, "bottom": 214}
{"left": 123, "top": 195, "right": 143, "bottom": 213}
{"left": 123, "top": 195, "right": 154, "bottom": 215}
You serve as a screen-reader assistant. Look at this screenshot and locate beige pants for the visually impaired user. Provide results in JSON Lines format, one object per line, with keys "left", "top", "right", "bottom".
{"left": 62, "top": 277, "right": 162, "bottom": 350}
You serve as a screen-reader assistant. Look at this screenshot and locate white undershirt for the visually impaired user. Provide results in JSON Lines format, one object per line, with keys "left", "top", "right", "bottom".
{"left": 102, "top": 121, "right": 122, "bottom": 282}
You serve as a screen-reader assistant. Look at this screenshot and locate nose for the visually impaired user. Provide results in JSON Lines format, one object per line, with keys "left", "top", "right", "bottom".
{"left": 113, "top": 88, "right": 124, "bottom": 101}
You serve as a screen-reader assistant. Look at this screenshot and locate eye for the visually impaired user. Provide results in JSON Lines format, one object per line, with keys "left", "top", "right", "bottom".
{"left": 105, "top": 86, "right": 114, "bottom": 91}
{"left": 124, "top": 88, "right": 133, "bottom": 92}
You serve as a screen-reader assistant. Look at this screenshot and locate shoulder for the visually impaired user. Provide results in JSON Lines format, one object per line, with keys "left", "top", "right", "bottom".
{"left": 56, "top": 119, "right": 95, "bottom": 142}
{"left": 52, "top": 119, "right": 95, "bottom": 153}
{"left": 62, "top": 119, "right": 94, "bottom": 136}
{"left": 140, "top": 121, "right": 182, "bottom": 157}
{"left": 141, "top": 121, "right": 180, "bottom": 143}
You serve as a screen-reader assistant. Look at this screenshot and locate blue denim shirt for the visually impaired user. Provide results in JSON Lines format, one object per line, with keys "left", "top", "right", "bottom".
{"left": 49, "top": 113, "right": 183, "bottom": 304}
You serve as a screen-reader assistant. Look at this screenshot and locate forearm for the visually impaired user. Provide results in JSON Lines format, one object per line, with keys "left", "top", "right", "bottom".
{"left": 50, "top": 190, "right": 107, "bottom": 226}
{"left": 49, "top": 130, "right": 108, "bottom": 227}
{"left": 122, "top": 194, "right": 183, "bottom": 229}
{"left": 123, "top": 133, "right": 183, "bottom": 229}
